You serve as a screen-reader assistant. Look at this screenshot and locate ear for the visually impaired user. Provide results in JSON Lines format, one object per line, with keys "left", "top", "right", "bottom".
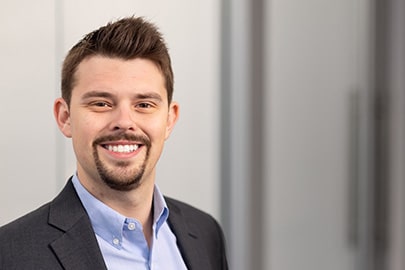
{"left": 165, "top": 101, "right": 180, "bottom": 140}
{"left": 54, "top": 98, "right": 72, "bottom": 138}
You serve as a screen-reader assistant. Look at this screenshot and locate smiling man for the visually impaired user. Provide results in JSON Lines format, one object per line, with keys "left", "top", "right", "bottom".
{"left": 0, "top": 17, "right": 228, "bottom": 270}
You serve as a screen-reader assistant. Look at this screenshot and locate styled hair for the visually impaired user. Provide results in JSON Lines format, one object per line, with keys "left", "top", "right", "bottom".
{"left": 61, "top": 16, "right": 173, "bottom": 105}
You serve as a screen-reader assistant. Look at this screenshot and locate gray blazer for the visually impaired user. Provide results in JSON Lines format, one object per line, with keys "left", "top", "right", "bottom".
{"left": 0, "top": 179, "right": 228, "bottom": 270}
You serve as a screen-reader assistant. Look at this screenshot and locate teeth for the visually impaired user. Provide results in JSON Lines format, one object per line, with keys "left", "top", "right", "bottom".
{"left": 107, "top": 144, "right": 139, "bottom": 153}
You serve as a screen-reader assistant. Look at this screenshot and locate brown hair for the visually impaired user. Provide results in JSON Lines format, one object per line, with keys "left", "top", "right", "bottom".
{"left": 61, "top": 16, "right": 173, "bottom": 106}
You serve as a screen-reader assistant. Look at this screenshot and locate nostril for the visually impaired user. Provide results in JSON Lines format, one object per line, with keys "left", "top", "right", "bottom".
{"left": 113, "top": 125, "right": 135, "bottom": 131}
{"left": 111, "top": 109, "right": 137, "bottom": 131}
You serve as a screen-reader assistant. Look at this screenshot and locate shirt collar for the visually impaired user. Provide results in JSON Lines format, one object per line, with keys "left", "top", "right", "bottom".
{"left": 71, "top": 174, "right": 169, "bottom": 248}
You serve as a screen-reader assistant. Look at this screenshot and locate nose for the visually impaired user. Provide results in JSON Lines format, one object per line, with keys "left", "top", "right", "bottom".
{"left": 111, "top": 105, "right": 136, "bottom": 131}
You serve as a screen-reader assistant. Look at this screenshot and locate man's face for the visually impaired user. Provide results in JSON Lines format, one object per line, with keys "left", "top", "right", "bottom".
{"left": 54, "top": 56, "right": 178, "bottom": 191}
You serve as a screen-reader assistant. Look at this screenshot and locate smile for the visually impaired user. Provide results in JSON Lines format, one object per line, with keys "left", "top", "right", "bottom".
{"left": 104, "top": 144, "right": 140, "bottom": 153}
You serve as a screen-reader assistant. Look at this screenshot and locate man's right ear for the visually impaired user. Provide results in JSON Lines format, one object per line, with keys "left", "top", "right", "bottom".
{"left": 54, "top": 98, "right": 72, "bottom": 138}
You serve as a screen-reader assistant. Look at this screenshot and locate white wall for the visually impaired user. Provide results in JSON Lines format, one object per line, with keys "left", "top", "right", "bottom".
{"left": 0, "top": 1, "right": 221, "bottom": 225}
{"left": 0, "top": 0, "right": 58, "bottom": 225}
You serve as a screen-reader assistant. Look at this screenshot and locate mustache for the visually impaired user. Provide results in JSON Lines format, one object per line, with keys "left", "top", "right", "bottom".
{"left": 93, "top": 132, "right": 151, "bottom": 148}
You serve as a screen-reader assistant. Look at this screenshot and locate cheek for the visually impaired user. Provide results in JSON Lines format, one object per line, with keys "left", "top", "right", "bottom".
{"left": 70, "top": 116, "right": 99, "bottom": 143}
{"left": 148, "top": 118, "right": 170, "bottom": 139}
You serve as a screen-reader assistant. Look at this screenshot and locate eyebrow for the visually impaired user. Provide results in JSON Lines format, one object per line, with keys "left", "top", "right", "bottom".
{"left": 135, "top": 92, "right": 163, "bottom": 102}
{"left": 81, "top": 90, "right": 114, "bottom": 100}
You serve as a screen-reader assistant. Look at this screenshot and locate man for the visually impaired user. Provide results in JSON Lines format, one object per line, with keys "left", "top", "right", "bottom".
{"left": 0, "top": 17, "right": 228, "bottom": 270}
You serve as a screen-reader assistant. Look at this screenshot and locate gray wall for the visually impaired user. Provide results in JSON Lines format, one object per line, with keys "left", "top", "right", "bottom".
{"left": 221, "top": 0, "right": 375, "bottom": 269}
{"left": 264, "top": 0, "right": 373, "bottom": 269}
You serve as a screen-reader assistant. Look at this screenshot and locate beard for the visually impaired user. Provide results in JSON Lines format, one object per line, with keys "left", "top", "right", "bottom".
{"left": 92, "top": 132, "right": 151, "bottom": 191}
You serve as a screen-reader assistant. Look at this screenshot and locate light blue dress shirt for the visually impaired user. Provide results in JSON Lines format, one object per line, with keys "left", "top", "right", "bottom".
{"left": 72, "top": 175, "right": 188, "bottom": 270}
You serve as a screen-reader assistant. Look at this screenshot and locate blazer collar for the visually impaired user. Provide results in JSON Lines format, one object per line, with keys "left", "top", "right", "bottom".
{"left": 47, "top": 180, "right": 211, "bottom": 270}
{"left": 48, "top": 179, "right": 107, "bottom": 270}
{"left": 166, "top": 198, "right": 211, "bottom": 270}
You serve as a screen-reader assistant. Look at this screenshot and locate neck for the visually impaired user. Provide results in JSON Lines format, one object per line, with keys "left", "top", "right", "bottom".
{"left": 78, "top": 174, "right": 156, "bottom": 247}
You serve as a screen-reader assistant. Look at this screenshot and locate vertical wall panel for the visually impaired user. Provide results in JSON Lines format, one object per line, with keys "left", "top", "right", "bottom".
{"left": 264, "top": 0, "right": 374, "bottom": 269}
{"left": 376, "top": 0, "right": 405, "bottom": 269}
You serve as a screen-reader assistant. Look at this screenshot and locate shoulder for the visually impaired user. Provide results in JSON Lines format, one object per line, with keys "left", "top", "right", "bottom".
{"left": 164, "top": 197, "right": 229, "bottom": 269}
{"left": 0, "top": 179, "right": 77, "bottom": 237}
{"left": 0, "top": 202, "right": 52, "bottom": 237}
{"left": 164, "top": 196, "right": 225, "bottom": 244}
{"left": 0, "top": 202, "right": 63, "bottom": 267}
{"left": 165, "top": 196, "right": 220, "bottom": 227}
{"left": 0, "top": 201, "right": 65, "bottom": 248}
{"left": 165, "top": 196, "right": 212, "bottom": 217}
{"left": 0, "top": 180, "right": 91, "bottom": 269}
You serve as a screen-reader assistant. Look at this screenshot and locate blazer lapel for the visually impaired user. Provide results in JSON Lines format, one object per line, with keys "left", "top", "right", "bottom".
{"left": 48, "top": 180, "right": 107, "bottom": 270}
{"left": 166, "top": 200, "right": 211, "bottom": 270}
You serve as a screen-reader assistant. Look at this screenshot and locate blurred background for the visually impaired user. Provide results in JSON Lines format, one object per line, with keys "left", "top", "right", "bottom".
{"left": 0, "top": 1, "right": 404, "bottom": 270}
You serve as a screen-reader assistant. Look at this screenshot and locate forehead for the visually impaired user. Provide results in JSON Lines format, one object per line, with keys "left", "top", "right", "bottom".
{"left": 72, "top": 56, "right": 166, "bottom": 99}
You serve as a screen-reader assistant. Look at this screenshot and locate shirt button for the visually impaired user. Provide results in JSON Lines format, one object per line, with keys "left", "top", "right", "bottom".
{"left": 113, "top": 238, "right": 120, "bottom": 245}
{"left": 128, "top": 222, "right": 136, "bottom": 230}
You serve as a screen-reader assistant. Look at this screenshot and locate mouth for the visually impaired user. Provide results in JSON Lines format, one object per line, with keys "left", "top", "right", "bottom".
{"left": 101, "top": 143, "right": 141, "bottom": 154}
{"left": 93, "top": 133, "right": 150, "bottom": 158}
{"left": 103, "top": 144, "right": 140, "bottom": 153}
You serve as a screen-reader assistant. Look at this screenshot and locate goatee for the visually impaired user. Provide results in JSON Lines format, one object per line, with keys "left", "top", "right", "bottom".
{"left": 92, "top": 132, "right": 151, "bottom": 191}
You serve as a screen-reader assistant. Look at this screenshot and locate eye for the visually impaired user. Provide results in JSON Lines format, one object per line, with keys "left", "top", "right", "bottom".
{"left": 88, "top": 100, "right": 113, "bottom": 111}
{"left": 135, "top": 101, "right": 158, "bottom": 113}
{"left": 137, "top": 102, "right": 152, "bottom": 108}
{"left": 93, "top": 101, "right": 110, "bottom": 107}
